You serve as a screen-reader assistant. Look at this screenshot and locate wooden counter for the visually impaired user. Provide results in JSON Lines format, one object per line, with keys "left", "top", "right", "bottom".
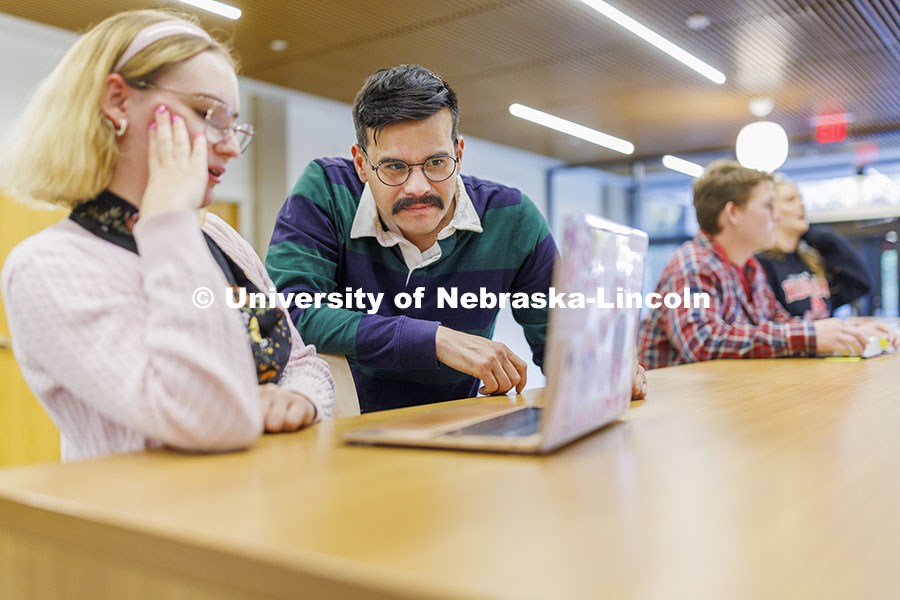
{"left": 1, "top": 355, "right": 899, "bottom": 599}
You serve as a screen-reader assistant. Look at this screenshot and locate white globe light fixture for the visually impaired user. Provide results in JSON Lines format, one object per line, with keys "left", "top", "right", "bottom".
{"left": 735, "top": 97, "right": 789, "bottom": 172}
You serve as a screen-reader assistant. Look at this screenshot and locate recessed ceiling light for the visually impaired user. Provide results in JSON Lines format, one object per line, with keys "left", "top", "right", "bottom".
{"left": 662, "top": 155, "right": 704, "bottom": 177}
{"left": 509, "top": 103, "right": 634, "bottom": 154}
{"left": 748, "top": 97, "right": 774, "bottom": 118}
{"left": 179, "top": 0, "right": 241, "bottom": 20}
{"left": 577, "top": 0, "right": 725, "bottom": 84}
{"left": 685, "top": 12, "right": 711, "bottom": 31}
{"left": 269, "top": 39, "right": 288, "bottom": 52}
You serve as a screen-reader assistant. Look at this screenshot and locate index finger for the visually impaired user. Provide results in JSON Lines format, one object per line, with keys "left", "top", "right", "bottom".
{"left": 264, "top": 397, "right": 288, "bottom": 432}
{"left": 865, "top": 321, "right": 891, "bottom": 337}
{"left": 506, "top": 351, "right": 528, "bottom": 393}
{"left": 170, "top": 113, "right": 191, "bottom": 161}
{"left": 837, "top": 329, "right": 865, "bottom": 355}
{"left": 283, "top": 400, "right": 305, "bottom": 432}
{"left": 848, "top": 326, "right": 869, "bottom": 351}
{"left": 153, "top": 105, "right": 173, "bottom": 158}
{"left": 479, "top": 371, "right": 499, "bottom": 395}
{"left": 888, "top": 330, "right": 900, "bottom": 349}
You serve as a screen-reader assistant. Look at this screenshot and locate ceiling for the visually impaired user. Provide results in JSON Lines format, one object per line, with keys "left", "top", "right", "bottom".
{"left": 3, "top": 0, "right": 900, "bottom": 166}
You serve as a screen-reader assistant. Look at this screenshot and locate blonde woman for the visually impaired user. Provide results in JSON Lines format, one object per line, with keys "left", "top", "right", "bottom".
{"left": 757, "top": 179, "right": 871, "bottom": 318}
{"left": 0, "top": 10, "right": 333, "bottom": 460}
{"left": 757, "top": 179, "right": 897, "bottom": 346}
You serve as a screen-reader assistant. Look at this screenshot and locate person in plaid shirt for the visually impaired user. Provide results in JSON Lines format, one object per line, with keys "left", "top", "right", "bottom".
{"left": 638, "top": 161, "right": 871, "bottom": 370}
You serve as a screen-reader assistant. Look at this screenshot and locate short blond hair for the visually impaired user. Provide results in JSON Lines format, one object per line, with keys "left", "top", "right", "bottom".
{"left": 693, "top": 160, "right": 773, "bottom": 235}
{"left": 0, "top": 9, "right": 236, "bottom": 208}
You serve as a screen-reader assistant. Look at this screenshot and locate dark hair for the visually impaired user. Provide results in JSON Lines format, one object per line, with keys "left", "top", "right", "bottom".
{"left": 693, "top": 160, "right": 773, "bottom": 235}
{"left": 352, "top": 64, "right": 459, "bottom": 149}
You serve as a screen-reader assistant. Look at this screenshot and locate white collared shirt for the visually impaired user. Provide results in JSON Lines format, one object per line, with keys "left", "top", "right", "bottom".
{"left": 349, "top": 175, "right": 483, "bottom": 279}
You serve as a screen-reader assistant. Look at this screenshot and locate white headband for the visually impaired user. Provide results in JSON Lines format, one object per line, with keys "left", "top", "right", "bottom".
{"left": 114, "top": 20, "right": 212, "bottom": 73}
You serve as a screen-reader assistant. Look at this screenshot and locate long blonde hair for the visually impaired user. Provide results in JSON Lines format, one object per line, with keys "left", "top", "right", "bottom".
{"left": 0, "top": 9, "right": 236, "bottom": 209}
{"left": 764, "top": 177, "right": 827, "bottom": 279}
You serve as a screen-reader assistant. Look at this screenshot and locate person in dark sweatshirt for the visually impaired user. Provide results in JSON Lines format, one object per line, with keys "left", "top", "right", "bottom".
{"left": 756, "top": 178, "right": 872, "bottom": 319}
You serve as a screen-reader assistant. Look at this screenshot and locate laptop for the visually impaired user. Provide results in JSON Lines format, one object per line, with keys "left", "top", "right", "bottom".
{"left": 343, "top": 212, "right": 649, "bottom": 454}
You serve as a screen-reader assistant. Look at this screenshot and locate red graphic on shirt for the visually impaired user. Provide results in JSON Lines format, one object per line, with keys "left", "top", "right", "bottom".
{"left": 782, "top": 273, "right": 830, "bottom": 319}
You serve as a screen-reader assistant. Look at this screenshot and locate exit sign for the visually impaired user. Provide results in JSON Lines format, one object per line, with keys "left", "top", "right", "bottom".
{"left": 816, "top": 113, "right": 847, "bottom": 144}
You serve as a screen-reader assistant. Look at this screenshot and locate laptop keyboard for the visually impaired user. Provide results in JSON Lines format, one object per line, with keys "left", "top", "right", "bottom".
{"left": 446, "top": 406, "right": 543, "bottom": 437}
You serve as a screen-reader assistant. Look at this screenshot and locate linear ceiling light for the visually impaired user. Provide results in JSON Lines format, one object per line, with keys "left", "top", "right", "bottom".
{"left": 662, "top": 155, "right": 704, "bottom": 177}
{"left": 180, "top": 0, "right": 242, "bottom": 20}
{"left": 509, "top": 103, "right": 634, "bottom": 155}
{"left": 577, "top": 0, "right": 725, "bottom": 84}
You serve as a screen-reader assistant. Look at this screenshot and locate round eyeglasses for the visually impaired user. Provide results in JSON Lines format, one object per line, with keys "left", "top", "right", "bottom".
{"left": 126, "top": 80, "right": 255, "bottom": 154}
{"left": 360, "top": 147, "right": 459, "bottom": 187}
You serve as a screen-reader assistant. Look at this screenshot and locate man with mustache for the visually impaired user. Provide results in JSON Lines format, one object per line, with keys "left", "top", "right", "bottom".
{"left": 268, "top": 64, "right": 648, "bottom": 412}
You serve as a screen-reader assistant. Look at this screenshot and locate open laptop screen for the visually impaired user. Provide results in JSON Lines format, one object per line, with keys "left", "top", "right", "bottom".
{"left": 539, "top": 212, "right": 648, "bottom": 452}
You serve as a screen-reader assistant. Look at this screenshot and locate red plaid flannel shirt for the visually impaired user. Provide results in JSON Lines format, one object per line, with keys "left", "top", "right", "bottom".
{"left": 638, "top": 231, "right": 816, "bottom": 370}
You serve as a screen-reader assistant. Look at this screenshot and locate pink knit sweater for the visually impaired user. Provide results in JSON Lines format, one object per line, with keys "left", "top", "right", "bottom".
{"left": 1, "top": 208, "right": 334, "bottom": 461}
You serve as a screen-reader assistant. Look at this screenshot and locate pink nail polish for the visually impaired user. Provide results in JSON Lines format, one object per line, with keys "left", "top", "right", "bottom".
{"left": 156, "top": 105, "right": 167, "bottom": 114}
{"left": 149, "top": 122, "right": 157, "bottom": 130}
{"left": 172, "top": 114, "right": 181, "bottom": 123}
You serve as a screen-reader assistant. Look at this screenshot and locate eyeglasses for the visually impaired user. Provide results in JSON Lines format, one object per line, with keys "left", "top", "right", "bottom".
{"left": 360, "top": 146, "right": 459, "bottom": 187}
{"left": 127, "top": 80, "right": 255, "bottom": 154}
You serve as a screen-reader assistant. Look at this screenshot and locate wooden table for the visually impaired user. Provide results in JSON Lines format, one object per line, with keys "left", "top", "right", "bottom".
{"left": 1, "top": 355, "right": 899, "bottom": 599}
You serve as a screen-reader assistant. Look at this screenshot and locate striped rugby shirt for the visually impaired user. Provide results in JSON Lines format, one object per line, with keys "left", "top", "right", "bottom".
{"left": 266, "top": 157, "right": 557, "bottom": 412}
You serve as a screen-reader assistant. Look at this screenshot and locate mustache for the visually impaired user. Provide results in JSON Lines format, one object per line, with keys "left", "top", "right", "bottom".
{"left": 391, "top": 195, "right": 444, "bottom": 215}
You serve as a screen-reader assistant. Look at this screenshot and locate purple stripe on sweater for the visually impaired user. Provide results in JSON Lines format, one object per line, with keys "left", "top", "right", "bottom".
{"left": 355, "top": 314, "right": 440, "bottom": 370}
{"left": 315, "top": 157, "right": 365, "bottom": 194}
{"left": 269, "top": 194, "right": 338, "bottom": 258}
{"left": 462, "top": 175, "right": 524, "bottom": 212}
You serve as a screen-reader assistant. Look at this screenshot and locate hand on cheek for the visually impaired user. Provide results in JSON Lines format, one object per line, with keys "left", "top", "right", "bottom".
{"left": 140, "top": 104, "right": 208, "bottom": 219}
